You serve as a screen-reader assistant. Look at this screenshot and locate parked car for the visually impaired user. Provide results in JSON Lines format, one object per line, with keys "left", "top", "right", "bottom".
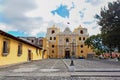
{"left": 78, "top": 56, "right": 85, "bottom": 59}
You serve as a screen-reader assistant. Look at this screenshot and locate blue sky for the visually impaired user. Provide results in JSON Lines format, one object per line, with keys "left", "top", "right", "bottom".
{"left": 51, "top": 4, "right": 70, "bottom": 18}
{"left": 0, "top": 0, "right": 117, "bottom": 37}
{"left": 8, "top": 31, "right": 28, "bottom": 37}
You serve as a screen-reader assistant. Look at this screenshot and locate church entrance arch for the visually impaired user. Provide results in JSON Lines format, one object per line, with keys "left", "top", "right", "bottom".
{"left": 65, "top": 48, "right": 70, "bottom": 59}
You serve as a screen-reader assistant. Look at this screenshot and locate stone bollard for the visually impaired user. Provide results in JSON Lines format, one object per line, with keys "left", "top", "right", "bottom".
{"left": 68, "top": 59, "right": 75, "bottom": 72}
{"left": 68, "top": 65, "right": 75, "bottom": 72}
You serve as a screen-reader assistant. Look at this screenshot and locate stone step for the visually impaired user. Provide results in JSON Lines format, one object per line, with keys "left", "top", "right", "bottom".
{"left": 75, "top": 68, "right": 120, "bottom": 72}
{"left": 71, "top": 72, "right": 120, "bottom": 77}
{"left": 1, "top": 72, "right": 120, "bottom": 77}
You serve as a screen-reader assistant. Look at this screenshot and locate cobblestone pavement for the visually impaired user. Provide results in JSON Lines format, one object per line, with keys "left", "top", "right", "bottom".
{"left": 1, "top": 76, "right": 120, "bottom": 80}
{"left": 0, "top": 59, "right": 67, "bottom": 72}
{"left": 63, "top": 59, "right": 120, "bottom": 69}
{"left": 0, "top": 59, "right": 120, "bottom": 80}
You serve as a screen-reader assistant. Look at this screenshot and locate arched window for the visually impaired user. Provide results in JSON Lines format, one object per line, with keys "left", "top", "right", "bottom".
{"left": 51, "top": 30, "right": 55, "bottom": 34}
{"left": 52, "top": 50, "right": 54, "bottom": 53}
{"left": 81, "top": 50, "right": 83, "bottom": 53}
{"left": 52, "top": 45, "right": 54, "bottom": 48}
{"left": 54, "top": 37, "right": 56, "bottom": 40}
{"left": 66, "top": 38, "right": 69, "bottom": 43}
{"left": 79, "top": 37, "right": 81, "bottom": 40}
{"left": 80, "top": 30, "right": 83, "bottom": 34}
{"left": 50, "top": 37, "right": 52, "bottom": 40}
{"left": 81, "top": 45, "right": 83, "bottom": 48}
{"left": 83, "top": 37, "right": 85, "bottom": 40}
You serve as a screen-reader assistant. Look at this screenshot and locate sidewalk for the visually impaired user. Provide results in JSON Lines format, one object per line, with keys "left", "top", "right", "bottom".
{"left": 0, "top": 59, "right": 120, "bottom": 80}
{"left": 63, "top": 59, "right": 120, "bottom": 72}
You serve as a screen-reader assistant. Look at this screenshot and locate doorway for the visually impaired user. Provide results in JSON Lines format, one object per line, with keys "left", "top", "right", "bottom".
{"left": 28, "top": 50, "right": 32, "bottom": 61}
{"left": 65, "top": 51, "right": 70, "bottom": 59}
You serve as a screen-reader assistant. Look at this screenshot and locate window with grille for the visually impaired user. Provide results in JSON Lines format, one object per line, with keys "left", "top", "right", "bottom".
{"left": 2, "top": 39, "right": 10, "bottom": 56}
{"left": 18, "top": 43, "right": 22, "bottom": 56}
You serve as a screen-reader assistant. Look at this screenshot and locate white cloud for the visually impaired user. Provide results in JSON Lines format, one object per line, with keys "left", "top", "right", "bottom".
{"left": 0, "top": 23, "right": 17, "bottom": 31}
{"left": 0, "top": 0, "right": 117, "bottom": 36}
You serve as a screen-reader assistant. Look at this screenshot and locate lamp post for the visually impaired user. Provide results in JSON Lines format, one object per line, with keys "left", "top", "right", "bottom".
{"left": 68, "top": 40, "right": 75, "bottom": 72}
{"left": 47, "top": 40, "right": 49, "bottom": 59}
{"left": 70, "top": 41, "right": 75, "bottom": 66}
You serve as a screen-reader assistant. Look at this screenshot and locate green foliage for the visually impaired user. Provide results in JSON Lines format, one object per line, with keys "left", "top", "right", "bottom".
{"left": 95, "top": 0, "right": 120, "bottom": 52}
{"left": 85, "top": 34, "right": 107, "bottom": 55}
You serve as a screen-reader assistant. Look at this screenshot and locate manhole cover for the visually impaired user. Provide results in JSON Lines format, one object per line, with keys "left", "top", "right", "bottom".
{"left": 39, "top": 69, "right": 60, "bottom": 72}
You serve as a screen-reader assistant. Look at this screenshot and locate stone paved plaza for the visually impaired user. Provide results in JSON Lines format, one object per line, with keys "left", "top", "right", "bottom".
{"left": 0, "top": 59, "right": 120, "bottom": 80}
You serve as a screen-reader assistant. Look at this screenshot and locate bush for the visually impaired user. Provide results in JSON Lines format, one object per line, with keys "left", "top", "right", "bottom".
{"left": 78, "top": 56, "right": 85, "bottom": 59}
{"left": 117, "top": 57, "right": 120, "bottom": 61}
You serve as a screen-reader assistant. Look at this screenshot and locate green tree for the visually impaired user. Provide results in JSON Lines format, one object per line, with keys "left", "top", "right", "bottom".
{"left": 95, "top": 0, "right": 120, "bottom": 52}
{"left": 85, "top": 34, "right": 107, "bottom": 55}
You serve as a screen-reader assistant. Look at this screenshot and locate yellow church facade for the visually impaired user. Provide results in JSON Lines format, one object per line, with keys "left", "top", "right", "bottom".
{"left": 0, "top": 30, "right": 42, "bottom": 66}
{"left": 46, "top": 25, "right": 93, "bottom": 59}
{"left": 0, "top": 25, "right": 93, "bottom": 66}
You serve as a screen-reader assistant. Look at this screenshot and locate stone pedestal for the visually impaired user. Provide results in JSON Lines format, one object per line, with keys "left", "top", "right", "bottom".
{"left": 68, "top": 66, "right": 75, "bottom": 72}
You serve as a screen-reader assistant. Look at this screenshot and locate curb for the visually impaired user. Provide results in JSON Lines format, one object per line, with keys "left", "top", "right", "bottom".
{"left": 71, "top": 74, "right": 120, "bottom": 77}
{"left": 0, "top": 60, "right": 42, "bottom": 69}
{"left": 62, "top": 59, "right": 76, "bottom": 72}
{"left": 62, "top": 59, "right": 70, "bottom": 70}
{"left": 62, "top": 59, "right": 120, "bottom": 72}
{"left": 0, "top": 62, "right": 29, "bottom": 69}
{"left": 75, "top": 69, "right": 120, "bottom": 72}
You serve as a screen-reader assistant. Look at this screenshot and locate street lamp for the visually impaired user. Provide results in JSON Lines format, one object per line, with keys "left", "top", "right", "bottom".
{"left": 70, "top": 41, "right": 75, "bottom": 66}
{"left": 68, "top": 40, "right": 75, "bottom": 72}
{"left": 46, "top": 40, "right": 49, "bottom": 59}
